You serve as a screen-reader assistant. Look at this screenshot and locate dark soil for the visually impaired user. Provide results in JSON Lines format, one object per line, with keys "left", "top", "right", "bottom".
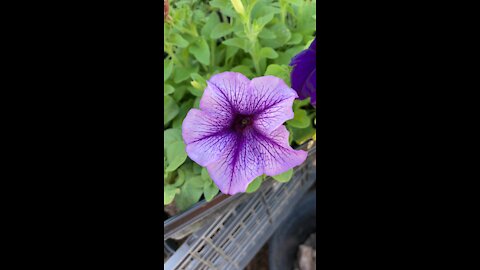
{"left": 245, "top": 243, "right": 269, "bottom": 270}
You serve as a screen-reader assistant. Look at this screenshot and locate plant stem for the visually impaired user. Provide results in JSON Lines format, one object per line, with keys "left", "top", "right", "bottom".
{"left": 240, "top": 9, "right": 262, "bottom": 75}
{"left": 280, "top": 0, "right": 287, "bottom": 24}
{"left": 210, "top": 40, "right": 216, "bottom": 70}
{"left": 251, "top": 52, "right": 261, "bottom": 75}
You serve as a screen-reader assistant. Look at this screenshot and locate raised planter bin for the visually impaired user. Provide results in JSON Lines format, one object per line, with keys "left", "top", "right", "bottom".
{"left": 269, "top": 190, "right": 316, "bottom": 270}
{"left": 164, "top": 141, "right": 316, "bottom": 270}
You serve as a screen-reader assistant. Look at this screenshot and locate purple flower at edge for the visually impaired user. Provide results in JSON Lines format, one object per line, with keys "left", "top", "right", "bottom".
{"left": 290, "top": 38, "right": 316, "bottom": 106}
{"left": 182, "top": 72, "right": 308, "bottom": 195}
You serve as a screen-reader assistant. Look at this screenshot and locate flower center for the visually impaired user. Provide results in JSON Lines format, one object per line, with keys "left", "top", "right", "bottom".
{"left": 233, "top": 114, "right": 253, "bottom": 132}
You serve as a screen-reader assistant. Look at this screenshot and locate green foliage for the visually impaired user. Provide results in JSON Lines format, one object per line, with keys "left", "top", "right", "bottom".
{"left": 211, "top": 23, "right": 234, "bottom": 39}
{"left": 164, "top": 0, "right": 316, "bottom": 210}
{"left": 286, "top": 98, "right": 316, "bottom": 144}
{"left": 164, "top": 185, "right": 179, "bottom": 204}
{"left": 202, "top": 168, "right": 219, "bottom": 201}
{"left": 189, "top": 38, "right": 210, "bottom": 65}
{"left": 264, "top": 64, "right": 291, "bottom": 85}
{"left": 287, "top": 108, "right": 310, "bottom": 128}
{"left": 164, "top": 95, "right": 179, "bottom": 125}
{"left": 246, "top": 175, "right": 264, "bottom": 193}
{"left": 272, "top": 169, "right": 293, "bottom": 183}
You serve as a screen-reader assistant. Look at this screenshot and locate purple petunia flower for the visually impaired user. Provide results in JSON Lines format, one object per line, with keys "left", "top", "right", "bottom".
{"left": 182, "top": 72, "right": 308, "bottom": 195}
{"left": 290, "top": 38, "right": 316, "bottom": 106}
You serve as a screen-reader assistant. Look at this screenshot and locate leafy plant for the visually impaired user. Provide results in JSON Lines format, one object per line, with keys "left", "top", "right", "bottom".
{"left": 164, "top": 0, "right": 316, "bottom": 212}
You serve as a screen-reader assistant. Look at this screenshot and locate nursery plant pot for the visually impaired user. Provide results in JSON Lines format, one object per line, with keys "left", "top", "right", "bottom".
{"left": 268, "top": 190, "right": 316, "bottom": 270}
{"left": 164, "top": 143, "right": 316, "bottom": 269}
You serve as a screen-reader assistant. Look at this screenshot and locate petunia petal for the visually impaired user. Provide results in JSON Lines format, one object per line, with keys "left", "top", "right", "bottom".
{"left": 205, "top": 131, "right": 260, "bottom": 195}
{"left": 253, "top": 125, "right": 308, "bottom": 176}
{"left": 303, "top": 69, "right": 316, "bottom": 106}
{"left": 308, "top": 38, "right": 316, "bottom": 52}
{"left": 248, "top": 76, "right": 298, "bottom": 133}
{"left": 206, "top": 126, "right": 307, "bottom": 195}
{"left": 182, "top": 109, "right": 234, "bottom": 167}
{"left": 290, "top": 38, "right": 316, "bottom": 102}
{"left": 200, "top": 72, "right": 251, "bottom": 115}
{"left": 290, "top": 57, "right": 315, "bottom": 100}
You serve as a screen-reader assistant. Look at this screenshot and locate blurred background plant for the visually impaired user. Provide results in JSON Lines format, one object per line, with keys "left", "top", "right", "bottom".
{"left": 164, "top": 0, "right": 316, "bottom": 213}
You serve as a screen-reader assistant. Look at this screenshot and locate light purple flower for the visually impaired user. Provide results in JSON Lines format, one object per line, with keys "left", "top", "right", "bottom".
{"left": 182, "top": 72, "right": 308, "bottom": 195}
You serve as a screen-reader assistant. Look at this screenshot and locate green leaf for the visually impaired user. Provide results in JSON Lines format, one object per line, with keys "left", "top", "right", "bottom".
{"left": 287, "top": 108, "right": 310, "bottom": 128}
{"left": 258, "top": 28, "right": 276, "bottom": 39}
{"left": 286, "top": 45, "right": 306, "bottom": 58}
{"left": 203, "top": 178, "right": 219, "bottom": 202}
{"left": 264, "top": 64, "right": 290, "bottom": 86}
{"left": 189, "top": 73, "right": 207, "bottom": 95}
{"left": 164, "top": 59, "right": 173, "bottom": 81}
{"left": 189, "top": 38, "right": 210, "bottom": 65}
{"left": 164, "top": 84, "right": 175, "bottom": 96}
{"left": 223, "top": 38, "right": 248, "bottom": 52}
{"left": 201, "top": 13, "right": 221, "bottom": 38}
{"left": 188, "top": 86, "right": 203, "bottom": 97}
{"left": 174, "top": 66, "right": 197, "bottom": 83}
{"left": 193, "top": 96, "right": 201, "bottom": 108}
{"left": 241, "top": 58, "right": 254, "bottom": 67}
{"left": 251, "top": 4, "right": 280, "bottom": 20}
{"left": 231, "top": 65, "right": 254, "bottom": 78}
{"left": 164, "top": 169, "right": 169, "bottom": 181}
{"left": 272, "top": 169, "right": 293, "bottom": 183}
{"left": 164, "top": 95, "right": 179, "bottom": 125}
{"left": 193, "top": 10, "right": 206, "bottom": 24}
{"left": 232, "top": 23, "right": 244, "bottom": 36}
{"left": 284, "top": 0, "right": 303, "bottom": 4}
{"left": 259, "top": 47, "right": 278, "bottom": 59}
{"left": 210, "top": 0, "right": 236, "bottom": 17}
{"left": 175, "top": 177, "right": 204, "bottom": 211}
{"left": 246, "top": 175, "right": 264, "bottom": 193}
{"left": 190, "top": 73, "right": 206, "bottom": 85}
{"left": 260, "top": 24, "right": 291, "bottom": 49}
{"left": 288, "top": 127, "right": 294, "bottom": 144}
{"left": 201, "top": 168, "right": 210, "bottom": 180}
{"left": 166, "top": 141, "right": 188, "bottom": 172}
{"left": 210, "top": 23, "right": 233, "bottom": 39}
{"left": 287, "top": 33, "right": 303, "bottom": 45}
{"left": 192, "top": 163, "right": 202, "bottom": 175}
{"left": 293, "top": 98, "right": 311, "bottom": 110}
{"left": 172, "top": 99, "right": 194, "bottom": 128}
{"left": 210, "top": 0, "right": 231, "bottom": 10}
{"left": 177, "top": 163, "right": 193, "bottom": 181}
{"left": 276, "top": 51, "right": 296, "bottom": 66}
{"left": 164, "top": 185, "right": 178, "bottom": 205}
{"left": 255, "top": 13, "right": 274, "bottom": 29}
{"left": 226, "top": 45, "right": 239, "bottom": 61}
{"left": 291, "top": 125, "right": 316, "bottom": 145}
{"left": 190, "top": 176, "right": 206, "bottom": 188}
{"left": 170, "top": 33, "right": 189, "bottom": 48}
{"left": 173, "top": 171, "right": 185, "bottom": 187}
{"left": 164, "top": 128, "right": 183, "bottom": 150}
{"left": 172, "top": 85, "right": 187, "bottom": 102}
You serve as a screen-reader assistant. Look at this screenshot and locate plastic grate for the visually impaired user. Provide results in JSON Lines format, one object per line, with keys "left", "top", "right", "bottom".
{"left": 165, "top": 144, "right": 316, "bottom": 270}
